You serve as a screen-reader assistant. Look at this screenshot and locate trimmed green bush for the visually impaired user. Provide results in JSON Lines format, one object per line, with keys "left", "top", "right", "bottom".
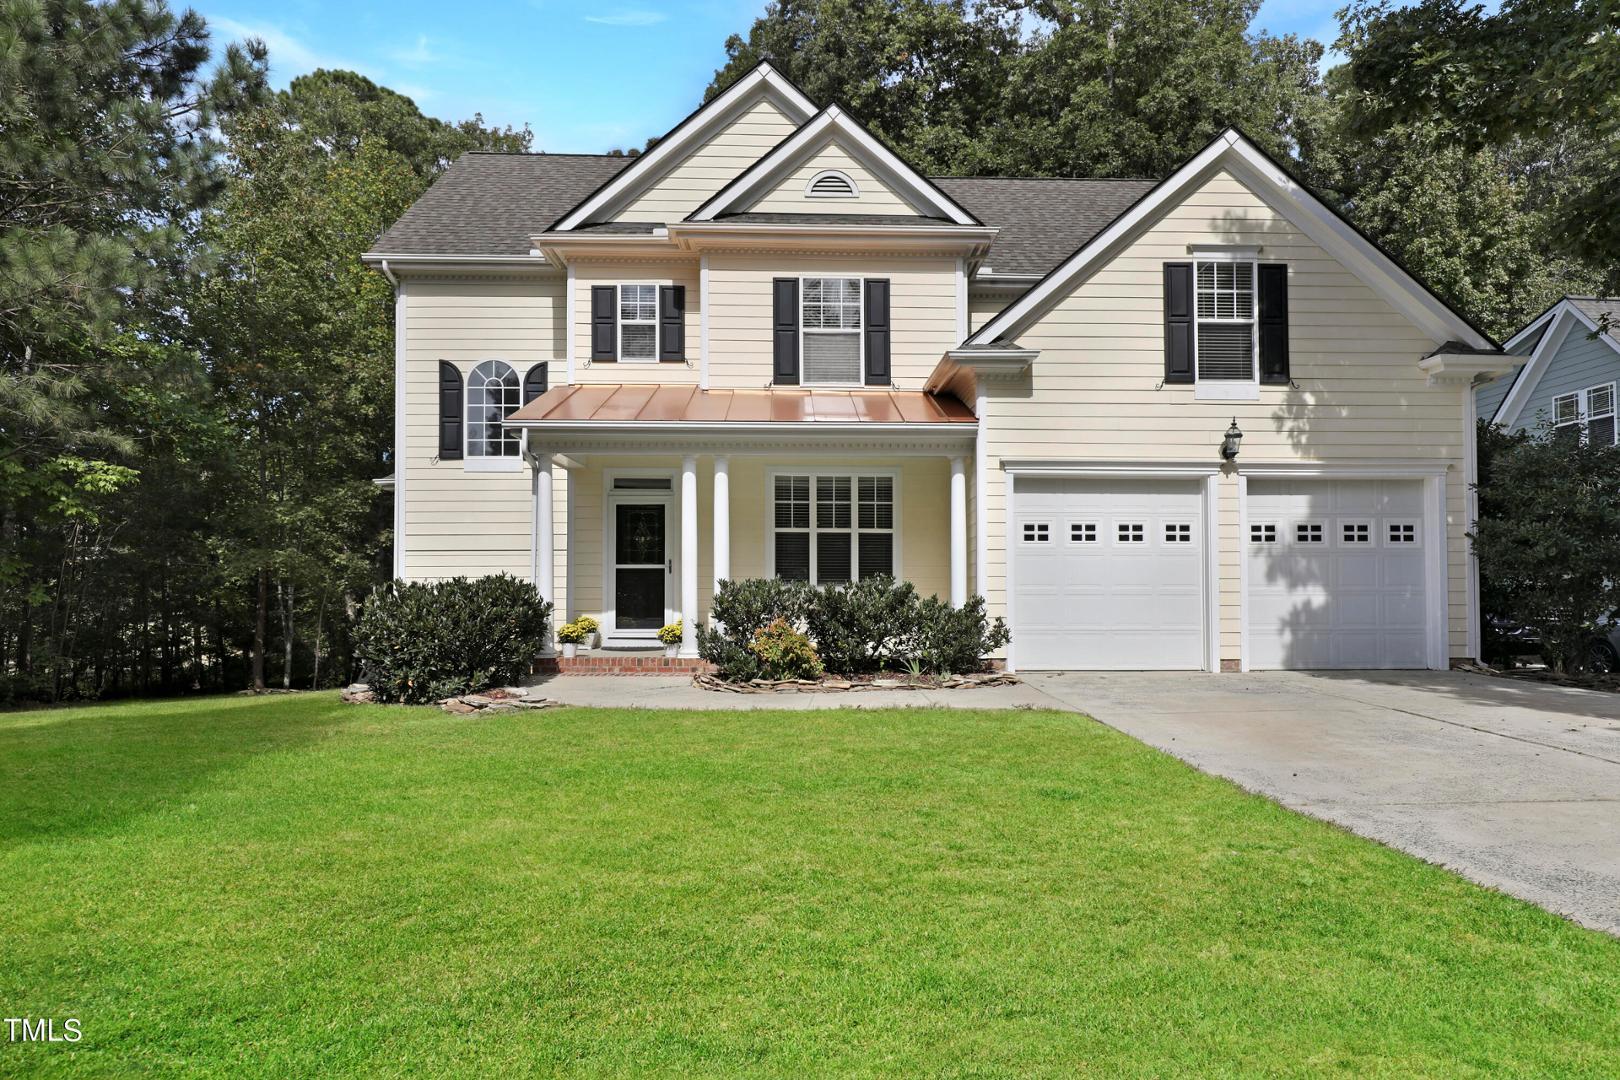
{"left": 355, "top": 575, "right": 553, "bottom": 704}
{"left": 805, "top": 575, "right": 919, "bottom": 674}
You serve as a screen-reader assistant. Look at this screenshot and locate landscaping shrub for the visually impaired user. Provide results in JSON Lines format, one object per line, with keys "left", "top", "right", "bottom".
{"left": 748, "top": 618, "right": 824, "bottom": 680}
{"left": 355, "top": 575, "right": 552, "bottom": 703}
{"left": 699, "top": 575, "right": 1009, "bottom": 680}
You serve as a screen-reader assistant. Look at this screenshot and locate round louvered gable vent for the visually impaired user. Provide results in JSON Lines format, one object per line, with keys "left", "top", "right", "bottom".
{"left": 806, "top": 170, "right": 859, "bottom": 199}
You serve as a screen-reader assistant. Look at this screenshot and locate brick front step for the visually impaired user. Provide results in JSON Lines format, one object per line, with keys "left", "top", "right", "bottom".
{"left": 536, "top": 653, "right": 714, "bottom": 675}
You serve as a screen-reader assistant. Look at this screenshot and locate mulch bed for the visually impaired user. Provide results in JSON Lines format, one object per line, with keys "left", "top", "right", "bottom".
{"left": 693, "top": 671, "right": 1019, "bottom": 694}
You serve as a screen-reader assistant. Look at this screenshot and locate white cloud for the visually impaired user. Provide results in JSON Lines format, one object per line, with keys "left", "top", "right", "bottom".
{"left": 389, "top": 35, "right": 438, "bottom": 66}
{"left": 583, "top": 10, "right": 669, "bottom": 26}
{"left": 208, "top": 14, "right": 381, "bottom": 85}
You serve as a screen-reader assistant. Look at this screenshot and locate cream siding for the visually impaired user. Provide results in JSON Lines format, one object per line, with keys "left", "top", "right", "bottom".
{"left": 980, "top": 169, "right": 1471, "bottom": 662}
{"left": 707, "top": 253, "right": 959, "bottom": 388}
{"left": 612, "top": 97, "right": 799, "bottom": 223}
{"left": 401, "top": 276, "right": 569, "bottom": 616}
{"left": 569, "top": 260, "right": 702, "bottom": 383}
{"left": 744, "top": 141, "right": 924, "bottom": 216}
{"left": 969, "top": 287, "right": 1019, "bottom": 333}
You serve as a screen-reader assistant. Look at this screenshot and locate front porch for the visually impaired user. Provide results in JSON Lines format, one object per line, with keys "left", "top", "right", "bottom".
{"left": 508, "top": 385, "right": 979, "bottom": 658}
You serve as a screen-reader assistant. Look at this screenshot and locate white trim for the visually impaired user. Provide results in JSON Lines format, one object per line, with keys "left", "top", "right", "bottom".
{"left": 1204, "top": 473, "right": 1221, "bottom": 673}
{"left": 1235, "top": 460, "right": 1448, "bottom": 478}
{"left": 1463, "top": 383, "right": 1481, "bottom": 660}
{"left": 973, "top": 388, "right": 988, "bottom": 601}
{"left": 799, "top": 273, "right": 866, "bottom": 387}
{"left": 949, "top": 455, "right": 967, "bottom": 607}
{"left": 565, "top": 264, "right": 576, "bottom": 384}
{"left": 1502, "top": 301, "right": 1564, "bottom": 352}
{"left": 602, "top": 468, "right": 680, "bottom": 645}
{"left": 552, "top": 63, "right": 816, "bottom": 231}
{"left": 713, "top": 456, "right": 730, "bottom": 594}
{"left": 1495, "top": 303, "right": 1620, "bottom": 427}
{"left": 1003, "top": 472, "right": 1017, "bottom": 673}
{"left": 955, "top": 258, "right": 968, "bottom": 342}
{"left": 968, "top": 129, "right": 1493, "bottom": 351}
{"left": 698, "top": 255, "right": 710, "bottom": 389}
{"left": 1189, "top": 256, "right": 1260, "bottom": 396}
{"left": 764, "top": 467, "right": 902, "bottom": 586}
{"left": 533, "top": 452, "right": 555, "bottom": 655}
{"left": 504, "top": 420, "right": 972, "bottom": 440}
{"left": 363, "top": 253, "right": 552, "bottom": 269}
{"left": 392, "top": 280, "right": 408, "bottom": 580}
{"left": 565, "top": 467, "right": 575, "bottom": 624}
{"left": 1236, "top": 473, "right": 1249, "bottom": 672}
{"left": 687, "top": 106, "right": 980, "bottom": 225}
{"left": 805, "top": 169, "right": 859, "bottom": 199}
{"left": 1002, "top": 460, "right": 1221, "bottom": 478}
{"left": 463, "top": 455, "right": 524, "bottom": 473}
{"left": 614, "top": 282, "right": 661, "bottom": 364}
{"left": 1426, "top": 474, "right": 1449, "bottom": 670}
{"left": 680, "top": 455, "right": 698, "bottom": 657}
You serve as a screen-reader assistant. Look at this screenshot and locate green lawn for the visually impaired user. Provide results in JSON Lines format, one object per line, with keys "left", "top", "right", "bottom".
{"left": 3, "top": 696, "right": 1619, "bottom": 1077}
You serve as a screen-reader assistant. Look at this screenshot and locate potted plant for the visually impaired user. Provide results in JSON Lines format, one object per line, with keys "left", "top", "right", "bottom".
{"left": 657, "top": 620, "right": 684, "bottom": 658}
{"left": 575, "top": 615, "right": 601, "bottom": 649}
{"left": 556, "top": 620, "right": 587, "bottom": 659}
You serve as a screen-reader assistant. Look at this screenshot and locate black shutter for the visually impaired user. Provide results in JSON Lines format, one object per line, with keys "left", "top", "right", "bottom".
{"left": 1164, "top": 263, "right": 1194, "bottom": 385}
{"left": 437, "top": 361, "right": 463, "bottom": 460}
{"left": 772, "top": 278, "right": 799, "bottom": 385}
{"left": 590, "top": 285, "right": 616, "bottom": 361}
{"left": 523, "top": 362, "right": 548, "bottom": 403}
{"left": 659, "top": 285, "right": 685, "bottom": 361}
{"left": 863, "top": 278, "right": 891, "bottom": 386}
{"left": 1258, "top": 262, "right": 1290, "bottom": 385}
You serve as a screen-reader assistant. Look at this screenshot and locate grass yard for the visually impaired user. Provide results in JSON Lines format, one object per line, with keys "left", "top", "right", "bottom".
{"left": 3, "top": 696, "right": 1620, "bottom": 1077}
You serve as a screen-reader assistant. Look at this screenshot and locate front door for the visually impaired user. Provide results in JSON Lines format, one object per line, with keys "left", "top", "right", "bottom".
{"left": 611, "top": 500, "right": 669, "bottom": 635}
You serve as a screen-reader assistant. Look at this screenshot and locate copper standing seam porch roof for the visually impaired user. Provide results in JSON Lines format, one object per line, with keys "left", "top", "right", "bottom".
{"left": 504, "top": 385, "right": 977, "bottom": 426}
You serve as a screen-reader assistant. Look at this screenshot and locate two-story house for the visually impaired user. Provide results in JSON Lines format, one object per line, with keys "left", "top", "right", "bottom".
{"left": 1477, "top": 296, "right": 1620, "bottom": 445}
{"left": 364, "top": 62, "right": 1510, "bottom": 672}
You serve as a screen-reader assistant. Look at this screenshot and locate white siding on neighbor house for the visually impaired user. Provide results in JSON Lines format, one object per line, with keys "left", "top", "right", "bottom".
{"left": 612, "top": 96, "right": 799, "bottom": 223}
{"left": 1498, "top": 324, "right": 1620, "bottom": 434}
{"left": 570, "top": 259, "right": 702, "bottom": 383}
{"left": 400, "top": 276, "right": 568, "bottom": 616}
{"left": 743, "top": 141, "right": 924, "bottom": 216}
{"left": 978, "top": 168, "right": 1471, "bottom": 662}
{"left": 707, "top": 253, "right": 960, "bottom": 388}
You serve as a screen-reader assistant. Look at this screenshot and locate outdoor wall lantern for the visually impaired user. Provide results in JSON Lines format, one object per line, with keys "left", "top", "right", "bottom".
{"left": 1220, "top": 418, "right": 1244, "bottom": 461}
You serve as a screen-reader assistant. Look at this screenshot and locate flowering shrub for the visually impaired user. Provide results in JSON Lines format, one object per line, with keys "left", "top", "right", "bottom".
{"left": 748, "top": 618, "right": 824, "bottom": 680}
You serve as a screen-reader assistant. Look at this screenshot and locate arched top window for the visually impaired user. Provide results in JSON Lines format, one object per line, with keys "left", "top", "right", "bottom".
{"left": 805, "top": 169, "right": 859, "bottom": 199}
{"left": 466, "top": 360, "right": 521, "bottom": 458}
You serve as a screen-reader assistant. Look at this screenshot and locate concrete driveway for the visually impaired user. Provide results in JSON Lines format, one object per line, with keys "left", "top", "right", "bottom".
{"left": 1027, "top": 670, "right": 1620, "bottom": 935}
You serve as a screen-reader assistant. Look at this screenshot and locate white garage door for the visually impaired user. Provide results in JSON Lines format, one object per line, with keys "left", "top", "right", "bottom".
{"left": 1245, "top": 479, "right": 1428, "bottom": 669}
{"left": 1012, "top": 478, "right": 1206, "bottom": 670}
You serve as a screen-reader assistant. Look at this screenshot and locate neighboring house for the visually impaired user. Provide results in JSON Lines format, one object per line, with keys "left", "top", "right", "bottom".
{"left": 364, "top": 62, "right": 1510, "bottom": 673}
{"left": 1478, "top": 297, "right": 1620, "bottom": 446}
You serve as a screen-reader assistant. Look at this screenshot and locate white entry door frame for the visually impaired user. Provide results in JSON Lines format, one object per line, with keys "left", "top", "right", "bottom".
{"left": 602, "top": 470, "right": 681, "bottom": 645}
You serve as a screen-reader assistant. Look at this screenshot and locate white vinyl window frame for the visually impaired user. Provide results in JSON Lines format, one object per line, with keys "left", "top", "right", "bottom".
{"left": 798, "top": 275, "right": 866, "bottom": 387}
{"left": 616, "top": 283, "right": 660, "bottom": 364}
{"left": 1584, "top": 382, "right": 1617, "bottom": 446}
{"left": 1191, "top": 249, "right": 1260, "bottom": 402}
{"left": 464, "top": 359, "right": 524, "bottom": 472}
{"left": 766, "top": 467, "right": 901, "bottom": 585}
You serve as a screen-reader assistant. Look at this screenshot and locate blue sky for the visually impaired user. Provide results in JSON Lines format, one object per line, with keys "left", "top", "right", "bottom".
{"left": 204, "top": 0, "right": 1352, "bottom": 154}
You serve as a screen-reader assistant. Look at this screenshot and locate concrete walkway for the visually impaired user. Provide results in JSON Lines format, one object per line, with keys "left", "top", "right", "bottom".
{"left": 1028, "top": 669, "right": 1620, "bottom": 935}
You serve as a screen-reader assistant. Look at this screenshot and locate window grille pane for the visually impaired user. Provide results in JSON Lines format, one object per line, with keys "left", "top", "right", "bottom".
{"left": 1196, "top": 323, "right": 1254, "bottom": 380}
{"left": 1588, "top": 385, "right": 1615, "bottom": 418}
{"left": 775, "top": 476, "right": 809, "bottom": 529}
{"left": 802, "top": 277, "right": 862, "bottom": 330}
{"left": 816, "top": 476, "right": 851, "bottom": 528}
{"left": 466, "top": 360, "right": 521, "bottom": 457}
{"left": 620, "top": 324, "right": 656, "bottom": 360}
{"left": 775, "top": 533, "right": 810, "bottom": 581}
{"left": 816, "top": 531, "right": 852, "bottom": 583}
{"left": 1553, "top": 394, "right": 1580, "bottom": 425}
{"left": 858, "top": 533, "right": 893, "bottom": 579}
{"left": 619, "top": 284, "right": 656, "bottom": 320}
{"left": 802, "top": 332, "right": 861, "bottom": 384}
{"left": 1590, "top": 416, "right": 1616, "bottom": 446}
{"left": 858, "top": 476, "right": 893, "bottom": 529}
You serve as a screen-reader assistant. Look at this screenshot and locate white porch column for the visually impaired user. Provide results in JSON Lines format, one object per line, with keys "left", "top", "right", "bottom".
{"left": 680, "top": 454, "right": 699, "bottom": 657}
{"left": 533, "top": 452, "right": 555, "bottom": 651}
{"left": 949, "top": 455, "right": 968, "bottom": 608}
{"left": 712, "top": 456, "right": 730, "bottom": 592}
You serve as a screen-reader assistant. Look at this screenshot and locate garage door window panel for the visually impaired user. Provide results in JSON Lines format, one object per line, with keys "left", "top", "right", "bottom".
{"left": 1250, "top": 523, "right": 1278, "bottom": 544}
{"left": 1386, "top": 520, "right": 1419, "bottom": 546}
{"left": 1070, "top": 522, "right": 1098, "bottom": 545}
{"left": 1163, "top": 522, "right": 1194, "bottom": 545}
{"left": 1340, "top": 521, "right": 1372, "bottom": 545}
{"left": 1295, "top": 522, "right": 1324, "bottom": 544}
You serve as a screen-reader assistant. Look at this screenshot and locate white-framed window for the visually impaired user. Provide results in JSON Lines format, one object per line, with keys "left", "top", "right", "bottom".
{"left": 1194, "top": 258, "right": 1256, "bottom": 384}
{"left": 801, "top": 276, "right": 863, "bottom": 385}
{"left": 773, "top": 472, "right": 895, "bottom": 584}
{"left": 465, "top": 360, "right": 522, "bottom": 459}
{"left": 618, "top": 284, "right": 658, "bottom": 362}
{"left": 1070, "top": 522, "right": 1098, "bottom": 543}
{"left": 806, "top": 169, "right": 859, "bottom": 199}
{"left": 1250, "top": 523, "right": 1278, "bottom": 544}
{"left": 1586, "top": 383, "right": 1616, "bottom": 446}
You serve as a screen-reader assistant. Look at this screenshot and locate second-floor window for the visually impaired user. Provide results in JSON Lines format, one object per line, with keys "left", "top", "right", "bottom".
{"left": 1554, "top": 383, "right": 1617, "bottom": 446}
{"left": 618, "top": 284, "right": 658, "bottom": 362}
{"left": 467, "top": 360, "right": 521, "bottom": 458}
{"left": 1195, "top": 260, "right": 1255, "bottom": 382}
{"left": 801, "top": 277, "right": 863, "bottom": 385}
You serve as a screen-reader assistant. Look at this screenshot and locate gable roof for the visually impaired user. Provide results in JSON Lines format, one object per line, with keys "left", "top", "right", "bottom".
{"left": 686, "top": 105, "right": 981, "bottom": 226}
{"left": 549, "top": 61, "right": 817, "bottom": 231}
{"left": 967, "top": 128, "right": 1498, "bottom": 351}
{"left": 931, "top": 177, "right": 1158, "bottom": 277}
{"left": 368, "top": 153, "right": 630, "bottom": 256}
{"left": 1494, "top": 296, "right": 1620, "bottom": 426}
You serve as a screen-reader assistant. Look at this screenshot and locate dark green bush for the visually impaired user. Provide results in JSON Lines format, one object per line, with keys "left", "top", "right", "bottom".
{"left": 355, "top": 575, "right": 553, "bottom": 704}
{"left": 749, "top": 618, "right": 824, "bottom": 680}
{"left": 699, "top": 575, "right": 1008, "bottom": 679}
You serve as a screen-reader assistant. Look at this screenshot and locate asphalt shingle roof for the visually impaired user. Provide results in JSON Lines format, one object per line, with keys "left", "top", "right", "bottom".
{"left": 369, "top": 152, "right": 631, "bottom": 256}
{"left": 371, "top": 151, "right": 1163, "bottom": 276}
{"left": 1569, "top": 297, "right": 1620, "bottom": 340}
{"left": 930, "top": 177, "right": 1159, "bottom": 277}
